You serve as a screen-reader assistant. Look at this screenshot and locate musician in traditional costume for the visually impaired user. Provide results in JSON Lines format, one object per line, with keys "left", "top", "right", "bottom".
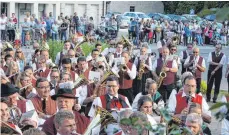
{"left": 168, "top": 76, "right": 211, "bottom": 123}
{"left": 156, "top": 33, "right": 168, "bottom": 58}
{"left": 54, "top": 110, "right": 77, "bottom": 135}
{"left": 88, "top": 75, "right": 131, "bottom": 118}
{"left": 55, "top": 40, "right": 71, "bottom": 67}
{"left": 49, "top": 69, "right": 60, "bottom": 96}
{"left": 30, "top": 78, "right": 57, "bottom": 122}
{"left": 61, "top": 58, "right": 77, "bottom": 81}
{"left": 132, "top": 78, "right": 164, "bottom": 115}
{"left": 2, "top": 54, "right": 14, "bottom": 73}
{"left": 87, "top": 49, "right": 100, "bottom": 68}
{"left": 74, "top": 56, "right": 89, "bottom": 77}
{"left": 133, "top": 45, "right": 152, "bottom": 97}
{"left": 206, "top": 44, "right": 227, "bottom": 102}
{"left": 185, "top": 113, "right": 204, "bottom": 135}
{"left": 1, "top": 82, "right": 35, "bottom": 114}
{"left": 111, "top": 51, "right": 136, "bottom": 104}
{"left": 0, "top": 99, "right": 23, "bottom": 134}
{"left": 35, "top": 55, "right": 50, "bottom": 78}
{"left": 179, "top": 43, "right": 193, "bottom": 74}
{"left": 15, "top": 72, "right": 37, "bottom": 99}
{"left": 184, "top": 47, "right": 206, "bottom": 94}
{"left": 40, "top": 49, "right": 54, "bottom": 69}
{"left": 86, "top": 43, "right": 103, "bottom": 61}
{"left": 42, "top": 88, "right": 90, "bottom": 135}
{"left": 108, "top": 42, "right": 124, "bottom": 67}
{"left": 152, "top": 47, "right": 178, "bottom": 102}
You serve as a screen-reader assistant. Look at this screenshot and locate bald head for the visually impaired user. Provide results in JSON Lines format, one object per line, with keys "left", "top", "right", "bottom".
{"left": 193, "top": 47, "right": 199, "bottom": 56}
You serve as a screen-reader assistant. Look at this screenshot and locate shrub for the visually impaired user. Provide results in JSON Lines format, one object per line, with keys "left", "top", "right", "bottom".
{"left": 197, "top": 9, "right": 217, "bottom": 17}
{"left": 47, "top": 40, "right": 109, "bottom": 61}
{"left": 200, "top": 80, "right": 207, "bottom": 94}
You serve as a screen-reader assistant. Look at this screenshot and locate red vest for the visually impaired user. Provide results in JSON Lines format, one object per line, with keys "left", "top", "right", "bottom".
{"left": 17, "top": 100, "right": 26, "bottom": 113}
{"left": 37, "top": 68, "right": 50, "bottom": 78}
{"left": 175, "top": 92, "right": 202, "bottom": 114}
{"left": 100, "top": 94, "right": 129, "bottom": 111}
{"left": 188, "top": 56, "right": 203, "bottom": 79}
{"left": 119, "top": 62, "right": 133, "bottom": 89}
{"left": 31, "top": 95, "right": 57, "bottom": 115}
{"left": 156, "top": 58, "right": 175, "bottom": 85}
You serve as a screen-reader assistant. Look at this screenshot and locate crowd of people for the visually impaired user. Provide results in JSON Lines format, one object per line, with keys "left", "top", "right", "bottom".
{"left": 1, "top": 11, "right": 229, "bottom": 135}
{"left": 128, "top": 17, "right": 229, "bottom": 47}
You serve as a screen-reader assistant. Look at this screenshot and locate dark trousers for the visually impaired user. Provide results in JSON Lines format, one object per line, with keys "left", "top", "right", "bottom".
{"left": 183, "top": 35, "right": 188, "bottom": 46}
{"left": 1, "top": 30, "right": 6, "bottom": 41}
{"left": 206, "top": 70, "right": 222, "bottom": 101}
{"left": 8, "top": 30, "right": 15, "bottom": 42}
{"left": 153, "top": 30, "right": 157, "bottom": 43}
{"left": 118, "top": 88, "right": 133, "bottom": 105}
{"left": 196, "top": 78, "right": 201, "bottom": 94}
{"left": 158, "top": 83, "right": 175, "bottom": 103}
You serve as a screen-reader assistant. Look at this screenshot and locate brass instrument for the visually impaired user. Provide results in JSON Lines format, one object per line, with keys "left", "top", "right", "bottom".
{"left": 121, "top": 35, "right": 134, "bottom": 54}
{"left": 8, "top": 106, "right": 22, "bottom": 125}
{"left": 157, "top": 57, "right": 168, "bottom": 88}
{"left": 73, "top": 74, "right": 89, "bottom": 89}
{"left": 73, "top": 36, "right": 88, "bottom": 52}
{"left": 93, "top": 68, "right": 119, "bottom": 97}
{"left": 137, "top": 60, "right": 145, "bottom": 80}
{"left": 120, "top": 64, "right": 127, "bottom": 72}
{"left": 171, "top": 36, "right": 179, "bottom": 46}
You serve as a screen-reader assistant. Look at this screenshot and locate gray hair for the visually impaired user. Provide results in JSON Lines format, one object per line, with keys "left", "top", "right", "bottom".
{"left": 23, "top": 128, "right": 46, "bottom": 135}
{"left": 54, "top": 110, "right": 75, "bottom": 127}
{"left": 130, "top": 111, "right": 148, "bottom": 121}
{"left": 185, "top": 113, "right": 203, "bottom": 126}
{"left": 145, "top": 78, "right": 157, "bottom": 90}
{"left": 181, "top": 72, "right": 193, "bottom": 84}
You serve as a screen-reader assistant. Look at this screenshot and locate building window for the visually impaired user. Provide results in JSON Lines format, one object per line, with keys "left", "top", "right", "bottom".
{"left": 130, "top": 6, "right": 135, "bottom": 12}
{"left": 1, "top": 3, "right": 8, "bottom": 15}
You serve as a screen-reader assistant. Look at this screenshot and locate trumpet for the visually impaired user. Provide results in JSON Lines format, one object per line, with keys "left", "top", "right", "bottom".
{"left": 120, "top": 64, "right": 127, "bottom": 72}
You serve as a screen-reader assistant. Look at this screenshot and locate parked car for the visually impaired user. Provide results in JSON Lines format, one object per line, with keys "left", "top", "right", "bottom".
{"left": 116, "top": 15, "right": 130, "bottom": 29}
{"left": 167, "top": 14, "right": 188, "bottom": 22}
{"left": 123, "top": 12, "right": 151, "bottom": 21}
{"left": 182, "top": 14, "right": 202, "bottom": 21}
{"left": 148, "top": 13, "right": 171, "bottom": 21}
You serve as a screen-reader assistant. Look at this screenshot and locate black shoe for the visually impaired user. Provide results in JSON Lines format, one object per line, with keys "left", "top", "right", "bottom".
{"left": 206, "top": 99, "right": 210, "bottom": 102}
{"left": 213, "top": 100, "right": 217, "bottom": 103}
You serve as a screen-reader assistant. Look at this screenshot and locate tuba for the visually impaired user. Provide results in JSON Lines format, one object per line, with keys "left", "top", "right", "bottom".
{"left": 171, "top": 36, "right": 179, "bottom": 46}
{"left": 73, "top": 36, "right": 88, "bottom": 52}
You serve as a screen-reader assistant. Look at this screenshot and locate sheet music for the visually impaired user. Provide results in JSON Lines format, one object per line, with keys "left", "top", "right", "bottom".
{"left": 89, "top": 71, "right": 101, "bottom": 83}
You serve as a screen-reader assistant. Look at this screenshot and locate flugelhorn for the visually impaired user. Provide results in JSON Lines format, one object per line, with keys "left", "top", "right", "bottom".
{"left": 74, "top": 36, "right": 88, "bottom": 52}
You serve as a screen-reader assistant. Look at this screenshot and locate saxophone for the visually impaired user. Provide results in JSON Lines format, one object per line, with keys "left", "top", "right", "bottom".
{"left": 137, "top": 60, "right": 145, "bottom": 80}
{"left": 157, "top": 58, "right": 168, "bottom": 88}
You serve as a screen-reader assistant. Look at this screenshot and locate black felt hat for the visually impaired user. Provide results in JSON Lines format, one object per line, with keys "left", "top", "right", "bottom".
{"left": 51, "top": 88, "right": 76, "bottom": 100}
{"left": 1, "top": 83, "right": 19, "bottom": 97}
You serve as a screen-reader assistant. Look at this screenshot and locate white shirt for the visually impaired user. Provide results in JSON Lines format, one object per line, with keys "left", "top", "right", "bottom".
{"left": 168, "top": 91, "right": 211, "bottom": 116}
{"left": 207, "top": 51, "right": 227, "bottom": 65}
{"left": 0, "top": 16, "right": 7, "bottom": 30}
{"left": 132, "top": 92, "right": 164, "bottom": 112}
{"left": 88, "top": 94, "right": 131, "bottom": 118}
{"left": 75, "top": 85, "right": 88, "bottom": 105}
{"left": 112, "top": 62, "right": 137, "bottom": 80}
{"left": 221, "top": 118, "right": 229, "bottom": 135}
{"left": 184, "top": 55, "right": 206, "bottom": 70}
{"left": 156, "top": 39, "right": 166, "bottom": 49}
{"left": 179, "top": 50, "right": 190, "bottom": 62}
{"left": 152, "top": 58, "right": 178, "bottom": 72}
{"left": 134, "top": 56, "right": 152, "bottom": 71}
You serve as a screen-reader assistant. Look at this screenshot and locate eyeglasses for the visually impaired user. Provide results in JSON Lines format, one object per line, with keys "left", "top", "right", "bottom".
{"left": 193, "top": 52, "right": 199, "bottom": 53}
{"left": 171, "top": 49, "right": 176, "bottom": 51}
{"left": 107, "top": 85, "right": 118, "bottom": 88}
{"left": 51, "top": 76, "right": 59, "bottom": 79}
{"left": 37, "top": 85, "right": 50, "bottom": 89}
{"left": 185, "top": 84, "right": 196, "bottom": 88}
{"left": 16, "top": 51, "right": 22, "bottom": 53}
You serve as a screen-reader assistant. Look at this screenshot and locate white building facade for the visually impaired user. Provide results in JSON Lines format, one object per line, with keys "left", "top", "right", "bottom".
{"left": 1, "top": 1, "right": 105, "bottom": 27}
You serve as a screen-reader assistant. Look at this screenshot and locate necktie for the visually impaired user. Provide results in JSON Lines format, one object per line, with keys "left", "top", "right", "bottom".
{"left": 112, "top": 97, "right": 119, "bottom": 108}
{"left": 216, "top": 52, "right": 220, "bottom": 57}
{"left": 42, "top": 99, "right": 46, "bottom": 113}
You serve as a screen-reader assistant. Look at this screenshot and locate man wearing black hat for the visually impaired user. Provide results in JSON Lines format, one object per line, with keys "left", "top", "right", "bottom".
{"left": 42, "top": 88, "right": 90, "bottom": 135}
{"left": 1, "top": 82, "right": 35, "bottom": 113}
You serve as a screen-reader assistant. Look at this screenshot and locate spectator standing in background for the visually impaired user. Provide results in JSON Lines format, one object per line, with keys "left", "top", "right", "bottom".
{"left": 51, "top": 20, "right": 59, "bottom": 41}
{"left": 0, "top": 13, "right": 7, "bottom": 41}
{"left": 6, "top": 18, "right": 16, "bottom": 42}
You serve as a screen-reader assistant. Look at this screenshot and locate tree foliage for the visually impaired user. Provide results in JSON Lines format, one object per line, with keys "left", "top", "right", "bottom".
{"left": 162, "top": 1, "right": 229, "bottom": 15}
